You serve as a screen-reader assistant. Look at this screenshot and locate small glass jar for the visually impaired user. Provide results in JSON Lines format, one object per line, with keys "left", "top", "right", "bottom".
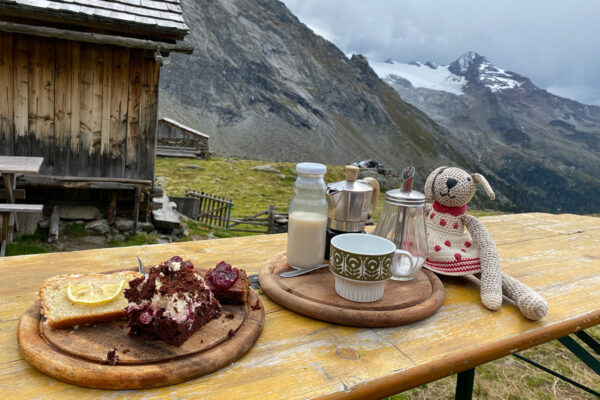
{"left": 287, "top": 163, "right": 328, "bottom": 269}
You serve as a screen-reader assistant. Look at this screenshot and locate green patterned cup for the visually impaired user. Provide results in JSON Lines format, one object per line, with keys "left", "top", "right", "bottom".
{"left": 330, "top": 234, "right": 415, "bottom": 302}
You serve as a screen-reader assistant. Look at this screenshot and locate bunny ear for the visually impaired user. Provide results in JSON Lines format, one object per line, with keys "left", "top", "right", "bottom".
{"left": 472, "top": 173, "right": 495, "bottom": 200}
{"left": 424, "top": 166, "right": 447, "bottom": 202}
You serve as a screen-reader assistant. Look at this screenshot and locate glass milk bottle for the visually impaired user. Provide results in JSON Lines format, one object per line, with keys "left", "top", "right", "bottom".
{"left": 287, "top": 163, "right": 328, "bottom": 269}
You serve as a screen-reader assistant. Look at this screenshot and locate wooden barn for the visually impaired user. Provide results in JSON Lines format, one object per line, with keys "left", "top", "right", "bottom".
{"left": 157, "top": 117, "right": 209, "bottom": 159}
{"left": 0, "top": 0, "right": 192, "bottom": 220}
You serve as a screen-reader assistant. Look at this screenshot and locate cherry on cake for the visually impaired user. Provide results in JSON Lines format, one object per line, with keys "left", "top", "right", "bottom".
{"left": 124, "top": 256, "right": 221, "bottom": 347}
{"left": 205, "top": 261, "right": 250, "bottom": 305}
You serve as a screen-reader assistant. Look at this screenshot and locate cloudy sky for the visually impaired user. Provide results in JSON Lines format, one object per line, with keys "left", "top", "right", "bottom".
{"left": 281, "top": 0, "right": 600, "bottom": 105}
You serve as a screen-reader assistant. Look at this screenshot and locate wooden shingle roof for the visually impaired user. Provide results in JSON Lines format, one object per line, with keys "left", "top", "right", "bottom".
{"left": 0, "top": 0, "right": 188, "bottom": 40}
{"left": 160, "top": 118, "right": 209, "bottom": 138}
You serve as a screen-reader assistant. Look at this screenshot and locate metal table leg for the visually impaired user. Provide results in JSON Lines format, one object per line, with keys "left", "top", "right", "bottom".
{"left": 558, "top": 335, "right": 600, "bottom": 374}
{"left": 455, "top": 368, "right": 475, "bottom": 400}
{"left": 513, "top": 329, "right": 600, "bottom": 397}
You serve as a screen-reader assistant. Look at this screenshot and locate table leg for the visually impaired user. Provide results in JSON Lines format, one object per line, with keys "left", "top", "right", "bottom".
{"left": 455, "top": 368, "right": 475, "bottom": 400}
{"left": 511, "top": 330, "right": 600, "bottom": 397}
{"left": 513, "top": 352, "right": 600, "bottom": 397}
{"left": 575, "top": 330, "right": 600, "bottom": 355}
{"left": 558, "top": 335, "right": 600, "bottom": 374}
{"left": 2, "top": 173, "right": 17, "bottom": 241}
{"left": 133, "top": 186, "right": 141, "bottom": 232}
{"left": 1, "top": 212, "right": 8, "bottom": 257}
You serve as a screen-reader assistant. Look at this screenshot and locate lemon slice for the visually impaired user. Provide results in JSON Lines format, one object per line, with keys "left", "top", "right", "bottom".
{"left": 66, "top": 280, "right": 126, "bottom": 305}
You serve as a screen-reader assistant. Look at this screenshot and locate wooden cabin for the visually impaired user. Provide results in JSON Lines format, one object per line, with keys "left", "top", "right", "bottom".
{"left": 157, "top": 117, "right": 209, "bottom": 159}
{"left": 0, "top": 0, "right": 192, "bottom": 220}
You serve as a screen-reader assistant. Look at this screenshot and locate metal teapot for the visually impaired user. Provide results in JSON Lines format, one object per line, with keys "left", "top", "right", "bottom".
{"left": 326, "top": 165, "right": 380, "bottom": 232}
{"left": 372, "top": 166, "right": 427, "bottom": 280}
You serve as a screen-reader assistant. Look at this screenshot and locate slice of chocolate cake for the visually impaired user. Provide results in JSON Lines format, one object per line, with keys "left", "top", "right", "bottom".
{"left": 205, "top": 261, "right": 250, "bottom": 305}
{"left": 124, "top": 256, "right": 221, "bottom": 347}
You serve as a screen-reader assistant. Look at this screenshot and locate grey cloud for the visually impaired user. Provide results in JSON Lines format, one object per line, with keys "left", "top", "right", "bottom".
{"left": 282, "top": 0, "right": 600, "bottom": 105}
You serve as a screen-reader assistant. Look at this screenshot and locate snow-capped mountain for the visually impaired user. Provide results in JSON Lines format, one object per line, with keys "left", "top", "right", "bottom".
{"left": 371, "top": 51, "right": 527, "bottom": 96}
{"left": 371, "top": 59, "right": 466, "bottom": 95}
{"left": 372, "top": 51, "right": 600, "bottom": 213}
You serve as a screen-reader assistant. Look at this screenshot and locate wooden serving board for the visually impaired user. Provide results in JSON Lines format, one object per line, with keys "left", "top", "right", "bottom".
{"left": 17, "top": 270, "right": 264, "bottom": 389}
{"left": 260, "top": 252, "right": 444, "bottom": 327}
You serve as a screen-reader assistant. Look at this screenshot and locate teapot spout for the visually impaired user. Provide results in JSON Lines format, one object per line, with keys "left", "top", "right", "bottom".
{"left": 326, "top": 189, "right": 342, "bottom": 217}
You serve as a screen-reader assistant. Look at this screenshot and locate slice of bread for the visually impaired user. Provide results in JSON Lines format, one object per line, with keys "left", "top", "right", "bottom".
{"left": 39, "top": 271, "right": 142, "bottom": 329}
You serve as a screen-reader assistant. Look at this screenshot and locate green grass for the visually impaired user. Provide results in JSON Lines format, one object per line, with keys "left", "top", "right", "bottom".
{"left": 5, "top": 231, "right": 58, "bottom": 256}
{"left": 5, "top": 241, "right": 56, "bottom": 256}
{"left": 184, "top": 219, "right": 252, "bottom": 240}
{"left": 65, "top": 222, "right": 87, "bottom": 238}
{"left": 155, "top": 157, "right": 348, "bottom": 218}
{"left": 155, "top": 156, "right": 506, "bottom": 237}
{"left": 107, "top": 233, "right": 157, "bottom": 248}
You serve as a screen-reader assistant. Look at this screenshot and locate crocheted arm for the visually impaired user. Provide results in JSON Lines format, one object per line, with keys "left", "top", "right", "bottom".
{"left": 461, "top": 214, "right": 502, "bottom": 310}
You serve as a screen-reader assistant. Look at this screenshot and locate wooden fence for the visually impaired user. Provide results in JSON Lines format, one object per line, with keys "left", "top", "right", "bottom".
{"left": 228, "top": 205, "right": 288, "bottom": 234}
{"left": 171, "top": 190, "right": 233, "bottom": 229}
{"left": 171, "top": 191, "right": 288, "bottom": 234}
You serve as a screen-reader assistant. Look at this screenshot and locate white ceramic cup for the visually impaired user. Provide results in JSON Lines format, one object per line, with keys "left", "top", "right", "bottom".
{"left": 329, "top": 233, "right": 415, "bottom": 302}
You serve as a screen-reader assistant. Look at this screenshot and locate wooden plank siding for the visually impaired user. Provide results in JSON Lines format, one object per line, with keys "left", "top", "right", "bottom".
{"left": 0, "top": 32, "right": 160, "bottom": 181}
{"left": 0, "top": 32, "right": 13, "bottom": 156}
{"left": 28, "top": 37, "right": 55, "bottom": 175}
{"left": 125, "top": 49, "right": 143, "bottom": 180}
{"left": 13, "top": 35, "right": 28, "bottom": 156}
{"left": 54, "top": 40, "right": 72, "bottom": 176}
{"left": 108, "top": 47, "right": 130, "bottom": 179}
{"left": 137, "top": 54, "right": 159, "bottom": 181}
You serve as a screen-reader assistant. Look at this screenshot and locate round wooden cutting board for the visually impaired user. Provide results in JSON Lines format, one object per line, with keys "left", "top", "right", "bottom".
{"left": 260, "top": 252, "right": 444, "bottom": 327}
{"left": 17, "top": 272, "right": 264, "bottom": 389}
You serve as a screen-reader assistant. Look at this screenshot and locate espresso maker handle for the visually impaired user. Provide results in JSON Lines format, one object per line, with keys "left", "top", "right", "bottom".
{"left": 361, "top": 177, "right": 380, "bottom": 218}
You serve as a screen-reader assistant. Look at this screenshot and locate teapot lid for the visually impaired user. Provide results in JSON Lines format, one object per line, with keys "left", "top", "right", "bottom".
{"left": 384, "top": 189, "right": 425, "bottom": 207}
{"left": 327, "top": 165, "right": 373, "bottom": 193}
{"left": 384, "top": 166, "right": 425, "bottom": 207}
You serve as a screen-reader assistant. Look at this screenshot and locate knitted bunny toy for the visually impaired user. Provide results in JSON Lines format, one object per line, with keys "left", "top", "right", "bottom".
{"left": 424, "top": 166, "right": 548, "bottom": 320}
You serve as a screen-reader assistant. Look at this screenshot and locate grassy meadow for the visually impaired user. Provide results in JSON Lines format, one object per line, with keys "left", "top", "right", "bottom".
{"left": 155, "top": 157, "right": 349, "bottom": 218}
{"left": 155, "top": 156, "right": 502, "bottom": 222}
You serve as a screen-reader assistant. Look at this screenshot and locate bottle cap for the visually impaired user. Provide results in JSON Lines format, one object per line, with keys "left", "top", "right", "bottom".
{"left": 296, "top": 162, "right": 327, "bottom": 175}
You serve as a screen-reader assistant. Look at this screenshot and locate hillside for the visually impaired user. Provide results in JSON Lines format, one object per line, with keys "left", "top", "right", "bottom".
{"left": 158, "top": 0, "right": 482, "bottom": 201}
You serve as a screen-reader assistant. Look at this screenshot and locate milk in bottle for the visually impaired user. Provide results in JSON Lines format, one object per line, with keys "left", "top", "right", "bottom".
{"left": 287, "top": 163, "right": 328, "bottom": 269}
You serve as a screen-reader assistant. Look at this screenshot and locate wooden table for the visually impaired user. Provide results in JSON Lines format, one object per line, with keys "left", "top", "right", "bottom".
{"left": 1, "top": 213, "right": 598, "bottom": 399}
{"left": 0, "top": 156, "right": 44, "bottom": 241}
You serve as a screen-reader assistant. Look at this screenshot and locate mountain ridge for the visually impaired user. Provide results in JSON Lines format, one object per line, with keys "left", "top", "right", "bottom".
{"left": 372, "top": 51, "right": 600, "bottom": 213}
{"left": 159, "top": 0, "right": 474, "bottom": 194}
{"left": 159, "top": 1, "right": 598, "bottom": 213}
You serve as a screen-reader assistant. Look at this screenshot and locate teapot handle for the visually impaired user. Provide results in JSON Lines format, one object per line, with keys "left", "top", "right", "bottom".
{"left": 361, "top": 177, "right": 380, "bottom": 218}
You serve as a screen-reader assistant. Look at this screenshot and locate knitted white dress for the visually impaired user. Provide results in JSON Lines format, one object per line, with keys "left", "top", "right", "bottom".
{"left": 424, "top": 201, "right": 481, "bottom": 276}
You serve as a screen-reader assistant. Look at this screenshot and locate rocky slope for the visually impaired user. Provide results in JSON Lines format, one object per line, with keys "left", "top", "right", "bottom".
{"left": 158, "top": 0, "right": 479, "bottom": 202}
{"left": 372, "top": 52, "right": 600, "bottom": 213}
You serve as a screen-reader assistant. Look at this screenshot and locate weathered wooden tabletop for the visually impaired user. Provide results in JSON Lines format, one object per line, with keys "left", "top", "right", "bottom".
{"left": 0, "top": 156, "right": 43, "bottom": 174}
{"left": 1, "top": 213, "right": 598, "bottom": 399}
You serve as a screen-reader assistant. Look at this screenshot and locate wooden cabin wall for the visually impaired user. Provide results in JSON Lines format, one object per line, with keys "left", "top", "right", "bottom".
{"left": 0, "top": 31, "right": 159, "bottom": 181}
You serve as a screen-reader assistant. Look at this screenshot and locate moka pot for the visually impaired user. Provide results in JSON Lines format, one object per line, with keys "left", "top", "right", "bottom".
{"left": 324, "top": 165, "right": 380, "bottom": 258}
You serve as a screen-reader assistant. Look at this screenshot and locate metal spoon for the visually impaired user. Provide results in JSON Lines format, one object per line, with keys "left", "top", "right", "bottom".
{"left": 137, "top": 256, "right": 149, "bottom": 278}
{"left": 279, "top": 263, "right": 330, "bottom": 278}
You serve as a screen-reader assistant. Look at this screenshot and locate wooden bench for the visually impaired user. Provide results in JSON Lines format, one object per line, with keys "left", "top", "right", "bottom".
{"left": 0, "top": 204, "right": 43, "bottom": 256}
